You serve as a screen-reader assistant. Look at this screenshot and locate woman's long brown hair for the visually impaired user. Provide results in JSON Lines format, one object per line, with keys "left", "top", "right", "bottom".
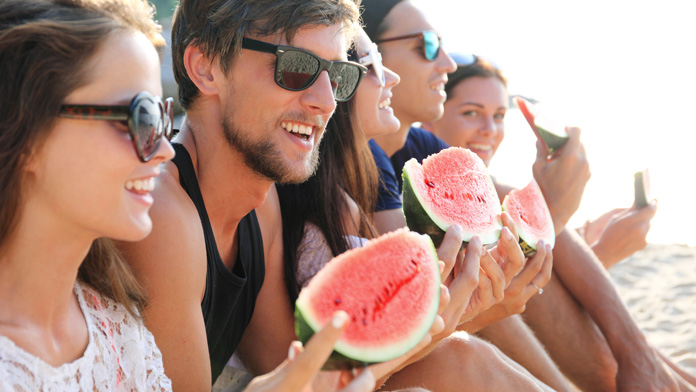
{"left": 277, "top": 99, "right": 381, "bottom": 303}
{"left": 0, "top": 0, "right": 164, "bottom": 318}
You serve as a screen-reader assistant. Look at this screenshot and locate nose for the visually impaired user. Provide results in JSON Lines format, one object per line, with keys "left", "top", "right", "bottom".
{"left": 149, "top": 137, "right": 175, "bottom": 164}
{"left": 480, "top": 115, "right": 496, "bottom": 136}
{"left": 299, "top": 70, "right": 337, "bottom": 115}
{"left": 437, "top": 50, "right": 457, "bottom": 74}
{"left": 384, "top": 66, "right": 400, "bottom": 88}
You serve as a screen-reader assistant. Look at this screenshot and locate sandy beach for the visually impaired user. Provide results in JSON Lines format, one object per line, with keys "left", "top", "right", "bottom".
{"left": 609, "top": 244, "right": 696, "bottom": 375}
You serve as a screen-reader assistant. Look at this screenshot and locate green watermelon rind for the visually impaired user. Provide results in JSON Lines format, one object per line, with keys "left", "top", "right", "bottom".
{"left": 634, "top": 170, "right": 649, "bottom": 209}
{"left": 294, "top": 307, "right": 372, "bottom": 370}
{"left": 402, "top": 158, "right": 502, "bottom": 247}
{"left": 501, "top": 183, "right": 556, "bottom": 257}
{"left": 535, "top": 124, "right": 569, "bottom": 155}
{"left": 294, "top": 231, "right": 441, "bottom": 370}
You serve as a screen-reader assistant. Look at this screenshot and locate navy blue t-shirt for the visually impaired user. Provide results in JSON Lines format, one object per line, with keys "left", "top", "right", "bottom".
{"left": 390, "top": 126, "right": 450, "bottom": 193}
{"left": 369, "top": 139, "right": 402, "bottom": 212}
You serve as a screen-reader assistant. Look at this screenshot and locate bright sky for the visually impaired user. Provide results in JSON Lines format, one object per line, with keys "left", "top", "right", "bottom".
{"left": 414, "top": 0, "right": 696, "bottom": 245}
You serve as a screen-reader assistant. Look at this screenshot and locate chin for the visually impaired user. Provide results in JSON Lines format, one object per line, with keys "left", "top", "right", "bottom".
{"left": 118, "top": 217, "right": 153, "bottom": 242}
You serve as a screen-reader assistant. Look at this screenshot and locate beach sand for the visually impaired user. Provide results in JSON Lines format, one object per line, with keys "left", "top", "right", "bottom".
{"left": 609, "top": 244, "right": 696, "bottom": 375}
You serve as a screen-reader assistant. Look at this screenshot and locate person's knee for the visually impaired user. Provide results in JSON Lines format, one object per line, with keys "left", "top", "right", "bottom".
{"left": 433, "top": 332, "right": 501, "bottom": 375}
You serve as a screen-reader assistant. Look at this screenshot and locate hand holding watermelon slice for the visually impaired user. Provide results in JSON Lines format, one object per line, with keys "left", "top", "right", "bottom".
{"left": 514, "top": 96, "right": 569, "bottom": 157}
{"left": 531, "top": 127, "right": 590, "bottom": 234}
{"left": 460, "top": 239, "right": 553, "bottom": 333}
{"left": 295, "top": 228, "right": 442, "bottom": 370}
{"left": 246, "top": 311, "right": 376, "bottom": 392}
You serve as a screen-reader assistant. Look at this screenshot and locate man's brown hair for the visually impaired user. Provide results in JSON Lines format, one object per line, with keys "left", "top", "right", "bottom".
{"left": 172, "top": 0, "right": 361, "bottom": 109}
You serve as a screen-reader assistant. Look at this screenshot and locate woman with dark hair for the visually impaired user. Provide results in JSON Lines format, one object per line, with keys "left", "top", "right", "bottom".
{"left": 0, "top": 0, "right": 175, "bottom": 389}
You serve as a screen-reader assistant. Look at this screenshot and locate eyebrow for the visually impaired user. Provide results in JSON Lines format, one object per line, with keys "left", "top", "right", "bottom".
{"left": 457, "top": 102, "right": 507, "bottom": 111}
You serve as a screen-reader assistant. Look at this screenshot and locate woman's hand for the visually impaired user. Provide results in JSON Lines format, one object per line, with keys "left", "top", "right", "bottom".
{"left": 584, "top": 202, "right": 657, "bottom": 268}
{"left": 244, "top": 311, "right": 375, "bottom": 392}
{"left": 460, "top": 240, "right": 553, "bottom": 333}
{"left": 533, "top": 126, "right": 591, "bottom": 234}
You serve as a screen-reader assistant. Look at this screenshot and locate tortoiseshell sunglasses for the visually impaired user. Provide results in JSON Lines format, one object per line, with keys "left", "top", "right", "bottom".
{"left": 59, "top": 91, "right": 173, "bottom": 162}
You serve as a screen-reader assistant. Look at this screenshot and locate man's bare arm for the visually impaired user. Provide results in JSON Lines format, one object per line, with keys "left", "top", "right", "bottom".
{"left": 238, "top": 185, "right": 298, "bottom": 375}
{"left": 373, "top": 208, "right": 407, "bottom": 235}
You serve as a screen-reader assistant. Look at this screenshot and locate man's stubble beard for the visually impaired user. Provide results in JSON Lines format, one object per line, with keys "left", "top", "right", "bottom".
{"left": 221, "top": 113, "right": 324, "bottom": 185}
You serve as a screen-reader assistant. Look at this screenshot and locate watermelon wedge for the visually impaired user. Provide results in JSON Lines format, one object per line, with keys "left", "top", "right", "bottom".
{"left": 502, "top": 180, "right": 555, "bottom": 256}
{"left": 295, "top": 228, "right": 440, "bottom": 370}
{"left": 514, "top": 96, "right": 569, "bottom": 156}
{"left": 634, "top": 169, "right": 651, "bottom": 209}
{"left": 402, "top": 147, "right": 503, "bottom": 247}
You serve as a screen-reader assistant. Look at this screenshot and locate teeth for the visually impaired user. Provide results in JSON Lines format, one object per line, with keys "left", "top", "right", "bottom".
{"left": 430, "top": 83, "right": 444, "bottom": 91}
{"left": 282, "top": 121, "right": 312, "bottom": 136}
{"left": 126, "top": 177, "right": 156, "bottom": 192}
{"left": 469, "top": 143, "right": 492, "bottom": 151}
{"left": 378, "top": 98, "right": 391, "bottom": 110}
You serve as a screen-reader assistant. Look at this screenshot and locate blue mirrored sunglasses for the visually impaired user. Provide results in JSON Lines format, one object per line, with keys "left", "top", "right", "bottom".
{"left": 377, "top": 30, "right": 442, "bottom": 61}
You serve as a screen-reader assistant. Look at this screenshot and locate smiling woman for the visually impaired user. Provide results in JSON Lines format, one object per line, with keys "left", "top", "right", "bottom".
{"left": 0, "top": 0, "right": 175, "bottom": 390}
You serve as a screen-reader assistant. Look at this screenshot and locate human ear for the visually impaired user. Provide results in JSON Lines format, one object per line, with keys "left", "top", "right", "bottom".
{"left": 183, "top": 44, "right": 221, "bottom": 96}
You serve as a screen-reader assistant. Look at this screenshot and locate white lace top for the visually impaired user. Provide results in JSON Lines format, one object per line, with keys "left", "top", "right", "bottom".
{"left": 0, "top": 282, "right": 172, "bottom": 391}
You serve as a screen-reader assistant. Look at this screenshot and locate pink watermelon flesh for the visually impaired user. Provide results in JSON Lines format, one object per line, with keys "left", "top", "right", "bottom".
{"left": 502, "top": 180, "right": 555, "bottom": 255}
{"left": 295, "top": 228, "right": 440, "bottom": 367}
{"left": 405, "top": 147, "right": 502, "bottom": 244}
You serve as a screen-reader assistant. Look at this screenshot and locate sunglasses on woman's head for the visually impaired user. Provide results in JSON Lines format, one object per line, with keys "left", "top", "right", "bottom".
{"left": 449, "top": 52, "right": 501, "bottom": 70}
{"left": 376, "top": 30, "right": 442, "bottom": 61}
{"left": 241, "top": 37, "right": 367, "bottom": 102}
{"left": 59, "top": 91, "right": 173, "bottom": 162}
{"left": 358, "top": 42, "right": 386, "bottom": 87}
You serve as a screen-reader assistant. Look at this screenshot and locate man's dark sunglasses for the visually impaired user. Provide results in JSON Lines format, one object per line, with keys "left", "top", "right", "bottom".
{"left": 59, "top": 91, "right": 173, "bottom": 162}
{"left": 376, "top": 30, "right": 442, "bottom": 61}
{"left": 241, "top": 37, "right": 367, "bottom": 102}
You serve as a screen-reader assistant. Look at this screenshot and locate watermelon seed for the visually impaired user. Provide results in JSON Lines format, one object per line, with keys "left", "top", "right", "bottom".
{"left": 426, "top": 181, "right": 435, "bottom": 188}
{"left": 334, "top": 298, "right": 341, "bottom": 305}
{"left": 362, "top": 318, "right": 368, "bottom": 326}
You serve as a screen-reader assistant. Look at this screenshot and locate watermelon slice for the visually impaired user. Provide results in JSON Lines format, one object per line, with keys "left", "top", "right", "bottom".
{"left": 514, "top": 96, "right": 569, "bottom": 156}
{"left": 402, "top": 147, "right": 503, "bottom": 247}
{"left": 634, "top": 169, "right": 651, "bottom": 209}
{"left": 295, "top": 228, "right": 440, "bottom": 370}
{"left": 502, "top": 180, "right": 555, "bottom": 256}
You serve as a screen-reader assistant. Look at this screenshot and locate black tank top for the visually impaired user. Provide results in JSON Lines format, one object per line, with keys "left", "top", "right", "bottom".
{"left": 171, "top": 143, "right": 265, "bottom": 383}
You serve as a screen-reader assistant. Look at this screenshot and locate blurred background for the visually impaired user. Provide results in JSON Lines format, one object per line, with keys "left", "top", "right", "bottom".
{"left": 415, "top": 0, "right": 696, "bottom": 246}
